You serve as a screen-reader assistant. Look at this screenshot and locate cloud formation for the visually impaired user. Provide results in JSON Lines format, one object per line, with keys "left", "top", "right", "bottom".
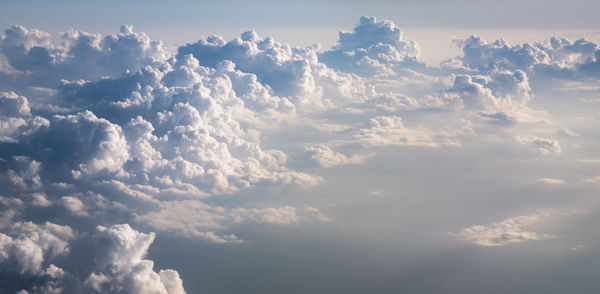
{"left": 0, "top": 16, "right": 598, "bottom": 293}
{"left": 320, "top": 16, "right": 422, "bottom": 76}
{"left": 455, "top": 209, "right": 556, "bottom": 246}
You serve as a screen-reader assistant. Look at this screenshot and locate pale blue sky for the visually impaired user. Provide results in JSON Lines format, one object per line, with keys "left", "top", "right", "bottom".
{"left": 1, "top": 0, "right": 599, "bottom": 32}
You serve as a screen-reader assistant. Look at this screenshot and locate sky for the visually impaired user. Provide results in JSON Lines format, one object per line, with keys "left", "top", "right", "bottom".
{"left": 0, "top": 1, "right": 600, "bottom": 294}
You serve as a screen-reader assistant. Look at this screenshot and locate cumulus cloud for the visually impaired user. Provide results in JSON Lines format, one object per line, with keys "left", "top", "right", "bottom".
{"left": 0, "top": 16, "right": 598, "bottom": 293}
{"left": 176, "top": 30, "right": 358, "bottom": 109}
{"left": 0, "top": 25, "right": 169, "bottom": 89}
{"left": 84, "top": 224, "right": 185, "bottom": 294}
{"left": 351, "top": 116, "right": 463, "bottom": 147}
{"left": 320, "top": 16, "right": 422, "bottom": 76}
{"left": 0, "top": 92, "right": 48, "bottom": 143}
{"left": 450, "top": 35, "right": 600, "bottom": 78}
{"left": 455, "top": 209, "right": 556, "bottom": 246}
{"left": 0, "top": 222, "right": 73, "bottom": 275}
{"left": 515, "top": 135, "right": 562, "bottom": 156}
{"left": 303, "top": 144, "right": 373, "bottom": 167}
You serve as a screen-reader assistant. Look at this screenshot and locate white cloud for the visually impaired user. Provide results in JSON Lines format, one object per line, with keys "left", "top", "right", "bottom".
{"left": 320, "top": 16, "right": 422, "bottom": 76}
{"left": 0, "top": 25, "right": 169, "bottom": 87}
{"left": 84, "top": 224, "right": 185, "bottom": 294}
{"left": 59, "top": 196, "right": 87, "bottom": 216}
{"left": 0, "top": 16, "right": 599, "bottom": 293}
{"left": 351, "top": 116, "right": 462, "bottom": 147}
{"left": 450, "top": 35, "right": 600, "bottom": 78}
{"left": 536, "top": 178, "right": 565, "bottom": 185}
{"left": 0, "top": 221, "right": 73, "bottom": 275}
{"left": 515, "top": 135, "right": 562, "bottom": 156}
{"left": 303, "top": 144, "right": 373, "bottom": 167}
{"left": 455, "top": 209, "right": 556, "bottom": 246}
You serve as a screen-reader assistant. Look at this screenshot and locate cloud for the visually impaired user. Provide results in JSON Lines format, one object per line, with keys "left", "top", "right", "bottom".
{"left": 557, "top": 128, "right": 581, "bottom": 137}
{"left": 58, "top": 196, "right": 87, "bottom": 216}
{"left": 320, "top": 16, "right": 422, "bottom": 76}
{"left": 176, "top": 30, "right": 357, "bottom": 109}
{"left": 136, "top": 201, "right": 329, "bottom": 242}
{"left": 455, "top": 209, "right": 556, "bottom": 246}
{"left": 303, "top": 144, "right": 373, "bottom": 167}
{"left": 0, "top": 16, "right": 598, "bottom": 293}
{"left": 0, "top": 25, "right": 169, "bottom": 89}
{"left": 351, "top": 116, "right": 463, "bottom": 147}
{"left": 450, "top": 35, "right": 600, "bottom": 78}
{"left": 536, "top": 178, "right": 565, "bottom": 185}
{"left": 0, "top": 92, "right": 48, "bottom": 143}
{"left": 515, "top": 135, "right": 562, "bottom": 156}
{"left": 83, "top": 224, "right": 185, "bottom": 294}
{"left": 0, "top": 222, "right": 73, "bottom": 275}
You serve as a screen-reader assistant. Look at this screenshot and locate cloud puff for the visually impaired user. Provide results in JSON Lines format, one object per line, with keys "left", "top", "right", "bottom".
{"left": 320, "top": 16, "right": 422, "bottom": 76}
{"left": 445, "top": 69, "right": 531, "bottom": 111}
{"left": 451, "top": 35, "right": 600, "bottom": 78}
{"left": 515, "top": 135, "right": 562, "bottom": 156}
{"left": 84, "top": 224, "right": 185, "bottom": 294}
{"left": 0, "top": 25, "right": 168, "bottom": 89}
{"left": 176, "top": 30, "right": 358, "bottom": 109}
{"left": 0, "top": 222, "right": 73, "bottom": 275}
{"left": 351, "top": 116, "right": 463, "bottom": 147}
{"left": 455, "top": 209, "right": 556, "bottom": 246}
{"left": 303, "top": 144, "right": 373, "bottom": 167}
{"left": 0, "top": 92, "right": 48, "bottom": 143}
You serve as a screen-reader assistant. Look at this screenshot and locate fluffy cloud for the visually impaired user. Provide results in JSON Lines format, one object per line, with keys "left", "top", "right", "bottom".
{"left": 450, "top": 35, "right": 600, "bottom": 78}
{"left": 455, "top": 209, "right": 556, "bottom": 246}
{"left": 0, "top": 25, "right": 169, "bottom": 89}
{"left": 84, "top": 224, "right": 185, "bottom": 294}
{"left": 0, "top": 92, "right": 48, "bottom": 143}
{"left": 0, "top": 222, "right": 73, "bottom": 275}
{"left": 515, "top": 135, "right": 562, "bottom": 156}
{"left": 1, "top": 16, "right": 598, "bottom": 293}
{"left": 176, "top": 30, "right": 358, "bottom": 109}
{"left": 320, "top": 16, "right": 422, "bottom": 76}
{"left": 445, "top": 69, "right": 531, "bottom": 110}
{"left": 351, "top": 116, "right": 464, "bottom": 147}
{"left": 303, "top": 144, "right": 373, "bottom": 167}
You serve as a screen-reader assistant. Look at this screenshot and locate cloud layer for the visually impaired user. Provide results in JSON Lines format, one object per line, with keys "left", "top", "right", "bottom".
{"left": 1, "top": 16, "right": 598, "bottom": 293}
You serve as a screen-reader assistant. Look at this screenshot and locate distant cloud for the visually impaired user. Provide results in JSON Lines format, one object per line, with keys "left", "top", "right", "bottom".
{"left": 455, "top": 209, "right": 556, "bottom": 246}
{"left": 320, "top": 16, "right": 423, "bottom": 76}
{"left": 536, "top": 178, "right": 566, "bottom": 184}
{"left": 449, "top": 35, "right": 600, "bottom": 79}
{"left": 303, "top": 144, "right": 373, "bottom": 167}
{"left": 515, "top": 135, "right": 562, "bottom": 156}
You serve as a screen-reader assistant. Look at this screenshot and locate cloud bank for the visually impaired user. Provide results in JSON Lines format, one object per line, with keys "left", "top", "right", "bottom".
{"left": 0, "top": 16, "right": 598, "bottom": 292}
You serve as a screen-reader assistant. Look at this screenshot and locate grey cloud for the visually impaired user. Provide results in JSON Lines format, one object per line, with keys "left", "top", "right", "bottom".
{"left": 0, "top": 25, "right": 168, "bottom": 89}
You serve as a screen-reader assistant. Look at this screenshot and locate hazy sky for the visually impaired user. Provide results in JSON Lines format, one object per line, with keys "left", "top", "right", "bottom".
{"left": 1, "top": 2, "right": 600, "bottom": 294}
{"left": 2, "top": 0, "right": 599, "bottom": 30}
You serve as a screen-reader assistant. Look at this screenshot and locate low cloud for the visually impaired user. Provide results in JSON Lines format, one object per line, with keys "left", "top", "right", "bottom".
{"left": 455, "top": 209, "right": 557, "bottom": 246}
